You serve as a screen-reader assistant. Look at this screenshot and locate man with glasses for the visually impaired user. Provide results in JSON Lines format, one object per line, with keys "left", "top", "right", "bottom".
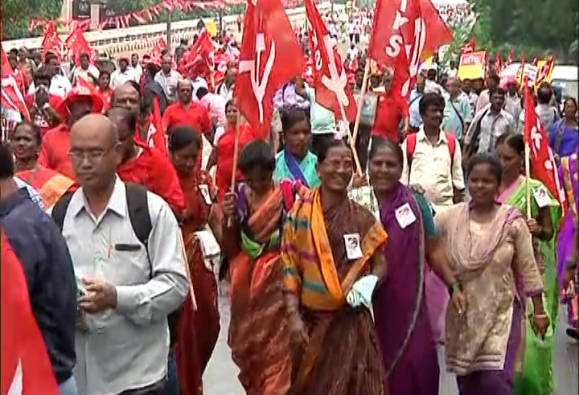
{"left": 55, "top": 113, "right": 188, "bottom": 395}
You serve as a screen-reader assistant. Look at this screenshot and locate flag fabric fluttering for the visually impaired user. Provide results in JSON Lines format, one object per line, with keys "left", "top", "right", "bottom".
{"left": 535, "top": 55, "right": 555, "bottom": 90}
{"left": 234, "top": 0, "right": 305, "bottom": 139}
{"left": 368, "top": 0, "right": 452, "bottom": 98}
{"left": 1, "top": 44, "right": 31, "bottom": 121}
{"left": 178, "top": 30, "right": 215, "bottom": 80}
{"left": 1, "top": 231, "right": 61, "bottom": 395}
{"left": 494, "top": 52, "right": 502, "bottom": 73}
{"left": 523, "top": 80, "right": 565, "bottom": 208}
{"left": 65, "top": 25, "right": 93, "bottom": 66}
{"left": 505, "top": 47, "right": 514, "bottom": 67}
{"left": 304, "top": 0, "right": 357, "bottom": 121}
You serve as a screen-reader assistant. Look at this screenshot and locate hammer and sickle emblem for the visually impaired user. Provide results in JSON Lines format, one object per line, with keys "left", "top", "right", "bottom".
{"left": 239, "top": 33, "right": 276, "bottom": 122}
{"left": 320, "top": 35, "right": 349, "bottom": 107}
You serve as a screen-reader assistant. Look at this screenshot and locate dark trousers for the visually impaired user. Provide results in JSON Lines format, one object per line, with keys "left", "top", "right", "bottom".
{"left": 118, "top": 379, "right": 166, "bottom": 395}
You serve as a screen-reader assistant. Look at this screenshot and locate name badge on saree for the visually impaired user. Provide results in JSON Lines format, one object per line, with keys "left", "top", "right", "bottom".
{"left": 395, "top": 203, "right": 416, "bottom": 229}
{"left": 199, "top": 184, "right": 212, "bottom": 205}
{"left": 533, "top": 186, "right": 551, "bottom": 208}
{"left": 344, "top": 233, "right": 363, "bottom": 260}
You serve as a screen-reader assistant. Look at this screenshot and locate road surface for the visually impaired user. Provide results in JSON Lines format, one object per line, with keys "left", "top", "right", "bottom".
{"left": 204, "top": 294, "right": 578, "bottom": 394}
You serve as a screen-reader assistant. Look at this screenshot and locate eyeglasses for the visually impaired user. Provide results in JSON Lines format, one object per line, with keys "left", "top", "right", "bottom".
{"left": 68, "top": 147, "right": 112, "bottom": 163}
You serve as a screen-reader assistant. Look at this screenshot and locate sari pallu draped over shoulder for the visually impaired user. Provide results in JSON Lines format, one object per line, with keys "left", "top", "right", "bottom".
{"left": 372, "top": 183, "right": 440, "bottom": 395}
{"left": 282, "top": 188, "right": 388, "bottom": 395}
{"left": 228, "top": 181, "right": 305, "bottom": 395}
{"left": 175, "top": 171, "right": 219, "bottom": 395}
{"left": 16, "top": 166, "right": 75, "bottom": 208}
{"left": 497, "top": 176, "right": 562, "bottom": 395}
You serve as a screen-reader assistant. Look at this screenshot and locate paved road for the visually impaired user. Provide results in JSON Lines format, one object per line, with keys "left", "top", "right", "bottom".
{"left": 204, "top": 294, "right": 578, "bottom": 395}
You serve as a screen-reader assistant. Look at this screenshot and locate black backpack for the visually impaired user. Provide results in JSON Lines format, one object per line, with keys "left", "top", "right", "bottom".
{"left": 52, "top": 183, "right": 153, "bottom": 262}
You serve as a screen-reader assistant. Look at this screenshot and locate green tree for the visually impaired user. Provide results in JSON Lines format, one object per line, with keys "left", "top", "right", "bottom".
{"left": 3, "top": 0, "right": 63, "bottom": 40}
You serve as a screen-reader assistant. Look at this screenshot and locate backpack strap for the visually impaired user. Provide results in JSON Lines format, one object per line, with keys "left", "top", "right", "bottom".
{"left": 125, "top": 183, "right": 152, "bottom": 252}
{"left": 51, "top": 191, "right": 75, "bottom": 231}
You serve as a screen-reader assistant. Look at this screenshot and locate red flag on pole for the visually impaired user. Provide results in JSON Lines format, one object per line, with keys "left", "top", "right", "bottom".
{"left": 523, "top": 80, "right": 565, "bottom": 206}
{"left": 494, "top": 52, "right": 502, "bottom": 73}
{"left": 368, "top": 0, "right": 452, "bottom": 98}
{"left": 41, "top": 22, "right": 64, "bottom": 59}
{"left": 305, "top": 0, "right": 356, "bottom": 121}
{"left": 1, "top": 232, "right": 61, "bottom": 395}
{"left": 1, "top": 44, "right": 31, "bottom": 120}
{"left": 235, "top": 0, "right": 305, "bottom": 139}
{"left": 461, "top": 38, "right": 476, "bottom": 54}
{"left": 65, "top": 25, "right": 92, "bottom": 66}
{"left": 505, "top": 48, "right": 514, "bottom": 67}
{"left": 178, "top": 30, "right": 215, "bottom": 78}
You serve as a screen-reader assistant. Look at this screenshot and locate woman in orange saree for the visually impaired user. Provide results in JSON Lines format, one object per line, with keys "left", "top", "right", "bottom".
{"left": 281, "top": 139, "right": 388, "bottom": 395}
{"left": 12, "top": 122, "right": 74, "bottom": 208}
{"left": 169, "top": 126, "right": 220, "bottom": 395}
{"left": 221, "top": 139, "right": 305, "bottom": 395}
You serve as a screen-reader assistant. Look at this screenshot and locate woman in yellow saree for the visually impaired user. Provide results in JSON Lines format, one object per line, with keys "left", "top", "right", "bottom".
{"left": 282, "top": 139, "right": 388, "bottom": 395}
{"left": 12, "top": 122, "right": 74, "bottom": 208}
{"left": 221, "top": 139, "right": 306, "bottom": 395}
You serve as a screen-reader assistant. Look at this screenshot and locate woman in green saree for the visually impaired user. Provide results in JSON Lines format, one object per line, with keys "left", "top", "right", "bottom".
{"left": 495, "top": 132, "right": 562, "bottom": 395}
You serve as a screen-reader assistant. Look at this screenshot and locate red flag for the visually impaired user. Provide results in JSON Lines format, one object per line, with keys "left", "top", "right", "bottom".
{"left": 505, "top": 48, "right": 514, "bottom": 67}
{"left": 305, "top": 0, "right": 356, "bottom": 121}
{"left": 523, "top": 80, "right": 565, "bottom": 206}
{"left": 179, "top": 30, "right": 215, "bottom": 78}
{"left": 494, "top": 52, "right": 502, "bottom": 73}
{"left": 1, "top": 44, "right": 13, "bottom": 78}
{"left": 65, "top": 25, "right": 92, "bottom": 66}
{"left": 461, "top": 38, "right": 476, "bottom": 54}
{"left": 535, "top": 55, "right": 555, "bottom": 89}
{"left": 133, "top": 11, "right": 147, "bottom": 24}
{"left": 2, "top": 45, "right": 31, "bottom": 120}
{"left": 235, "top": 0, "right": 305, "bottom": 139}
{"left": 1, "top": 232, "right": 61, "bottom": 395}
{"left": 163, "top": 0, "right": 175, "bottom": 12}
{"left": 41, "top": 22, "right": 64, "bottom": 59}
{"left": 368, "top": 0, "right": 451, "bottom": 98}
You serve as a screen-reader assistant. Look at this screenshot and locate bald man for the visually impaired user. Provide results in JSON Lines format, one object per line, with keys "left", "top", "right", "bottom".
{"left": 59, "top": 114, "right": 188, "bottom": 395}
{"left": 154, "top": 55, "right": 181, "bottom": 102}
{"left": 107, "top": 106, "right": 185, "bottom": 216}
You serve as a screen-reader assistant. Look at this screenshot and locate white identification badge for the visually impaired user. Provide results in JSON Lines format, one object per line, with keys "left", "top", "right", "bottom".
{"left": 395, "top": 203, "right": 416, "bottom": 229}
{"left": 199, "top": 184, "right": 212, "bottom": 205}
{"left": 344, "top": 233, "right": 363, "bottom": 260}
{"left": 533, "top": 186, "right": 551, "bottom": 208}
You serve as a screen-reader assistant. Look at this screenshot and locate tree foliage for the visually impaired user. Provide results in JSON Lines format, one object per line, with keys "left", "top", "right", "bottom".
{"left": 469, "top": 0, "right": 579, "bottom": 62}
{"left": 3, "top": 0, "right": 63, "bottom": 40}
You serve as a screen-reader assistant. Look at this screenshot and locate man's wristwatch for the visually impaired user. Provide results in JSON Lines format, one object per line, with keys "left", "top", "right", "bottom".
{"left": 448, "top": 282, "right": 462, "bottom": 296}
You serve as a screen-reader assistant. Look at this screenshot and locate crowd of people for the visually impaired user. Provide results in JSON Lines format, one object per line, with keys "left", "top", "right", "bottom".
{"left": 1, "top": 6, "right": 577, "bottom": 395}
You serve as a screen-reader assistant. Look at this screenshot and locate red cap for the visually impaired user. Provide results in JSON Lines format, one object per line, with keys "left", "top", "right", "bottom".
{"left": 57, "top": 86, "right": 104, "bottom": 119}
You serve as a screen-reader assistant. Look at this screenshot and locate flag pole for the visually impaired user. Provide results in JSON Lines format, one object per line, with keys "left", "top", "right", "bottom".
{"left": 227, "top": 112, "right": 241, "bottom": 227}
{"left": 351, "top": 58, "right": 371, "bottom": 152}
{"left": 338, "top": 102, "right": 362, "bottom": 175}
{"left": 524, "top": 140, "right": 532, "bottom": 219}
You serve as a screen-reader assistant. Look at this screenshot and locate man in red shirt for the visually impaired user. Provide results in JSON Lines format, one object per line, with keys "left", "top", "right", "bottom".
{"left": 106, "top": 106, "right": 185, "bottom": 216}
{"left": 38, "top": 86, "right": 103, "bottom": 179}
{"left": 162, "top": 79, "right": 212, "bottom": 138}
{"left": 371, "top": 72, "right": 410, "bottom": 143}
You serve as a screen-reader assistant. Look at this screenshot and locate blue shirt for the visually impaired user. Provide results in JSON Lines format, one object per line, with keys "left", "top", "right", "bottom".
{"left": 14, "top": 176, "right": 44, "bottom": 209}
{"left": 549, "top": 119, "right": 578, "bottom": 158}
{"left": 274, "top": 150, "right": 321, "bottom": 187}
{"left": 0, "top": 189, "right": 77, "bottom": 384}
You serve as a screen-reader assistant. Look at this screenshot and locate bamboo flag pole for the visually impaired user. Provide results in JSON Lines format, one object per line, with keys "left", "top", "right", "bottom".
{"left": 525, "top": 141, "right": 532, "bottom": 219}
{"left": 338, "top": 102, "right": 363, "bottom": 175}
{"left": 227, "top": 112, "right": 241, "bottom": 227}
{"left": 351, "top": 59, "right": 371, "bottom": 148}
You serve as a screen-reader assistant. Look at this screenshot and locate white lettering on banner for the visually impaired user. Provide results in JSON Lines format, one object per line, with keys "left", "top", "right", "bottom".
{"left": 239, "top": 33, "right": 276, "bottom": 123}
{"left": 7, "top": 359, "right": 23, "bottom": 395}
{"left": 530, "top": 120, "right": 542, "bottom": 155}
{"left": 310, "top": 27, "right": 323, "bottom": 71}
{"left": 320, "top": 35, "right": 350, "bottom": 107}
{"left": 386, "top": 35, "right": 404, "bottom": 58}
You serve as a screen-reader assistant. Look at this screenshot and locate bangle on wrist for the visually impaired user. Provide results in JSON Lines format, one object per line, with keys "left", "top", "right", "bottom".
{"left": 448, "top": 282, "right": 462, "bottom": 296}
{"left": 533, "top": 313, "right": 548, "bottom": 319}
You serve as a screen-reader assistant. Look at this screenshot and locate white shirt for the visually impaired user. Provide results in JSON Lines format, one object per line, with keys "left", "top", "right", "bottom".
{"left": 49, "top": 74, "right": 72, "bottom": 98}
{"left": 130, "top": 64, "right": 143, "bottom": 83}
{"left": 154, "top": 70, "right": 182, "bottom": 102}
{"left": 61, "top": 177, "right": 188, "bottom": 395}
{"left": 73, "top": 65, "right": 100, "bottom": 84}
{"left": 111, "top": 69, "right": 137, "bottom": 89}
{"left": 401, "top": 127, "right": 465, "bottom": 211}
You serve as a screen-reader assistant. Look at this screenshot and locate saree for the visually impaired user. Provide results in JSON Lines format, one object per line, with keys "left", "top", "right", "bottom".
{"left": 175, "top": 171, "right": 220, "bottom": 395}
{"left": 227, "top": 183, "right": 294, "bottom": 395}
{"left": 497, "top": 176, "right": 562, "bottom": 395}
{"left": 16, "top": 166, "right": 74, "bottom": 209}
{"left": 435, "top": 204, "right": 543, "bottom": 394}
{"left": 282, "top": 189, "right": 388, "bottom": 395}
{"left": 373, "top": 183, "right": 439, "bottom": 395}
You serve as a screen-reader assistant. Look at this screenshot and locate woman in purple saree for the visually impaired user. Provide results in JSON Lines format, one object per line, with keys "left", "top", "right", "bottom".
{"left": 353, "top": 137, "right": 466, "bottom": 394}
